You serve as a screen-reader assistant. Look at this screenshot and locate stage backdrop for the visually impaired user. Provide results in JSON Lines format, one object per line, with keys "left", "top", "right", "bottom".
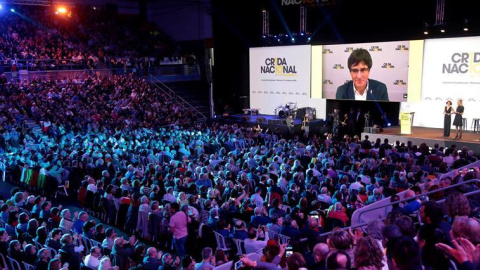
{"left": 249, "top": 45, "right": 311, "bottom": 115}
{"left": 320, "top": 41, "right": 412, "bottom": 102}
{"left": 407, "top": 36, "right": 480, "bottom": 128}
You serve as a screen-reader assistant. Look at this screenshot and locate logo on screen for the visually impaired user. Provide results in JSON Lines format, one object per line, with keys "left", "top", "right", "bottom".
{"left": 382, "top": 63, "right": 395, "bottom": 69}
{"left": 323, "top": 49, "right": 333, "bottom": 54}
{"left": 369, "top": 46, "right": 383, "bottom": 52}
{"left": 344, "top": 47, "right": 354, "bottom": 53}
{"left": 261, "top": 58, "right": 298, "bottom": 76}
{"left": 443, "top": 52, "right": 480, "bottom": 75}
{"left": 333, "top": 64, "right": 345, "bottom": 70}
{"left": 323, "top": 79, "right": 333, "bottom": 85}
{"left": 395, "top": 45, "right": 409, "bottom": 51}
{"left": 394, "top": 80, "right": 407, "bottom": 85}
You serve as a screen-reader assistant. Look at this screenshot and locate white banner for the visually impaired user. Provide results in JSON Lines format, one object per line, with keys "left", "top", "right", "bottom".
{"left": 413, "top": 36, "right": 480, "bottom": 128}
{"left": 249, "top": 45, "right": 311, "bottom": 115}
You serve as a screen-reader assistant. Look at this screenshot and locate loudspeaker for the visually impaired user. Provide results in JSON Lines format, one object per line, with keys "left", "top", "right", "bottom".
{"left": 257, "top": 117, "right": 266, "bottom": 123}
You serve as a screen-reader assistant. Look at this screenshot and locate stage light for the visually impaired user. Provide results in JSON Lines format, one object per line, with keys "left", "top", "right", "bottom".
{"left": 57, "top": 7, "right": 67, "bottom": 14}
{"left": 463, "top": 19, "right": 469, "bottom": 32}
{"left": 291, "top": 38, "right": 295, "bottom": 41}
{"left": 0, "top": 4, "right": 2, "bottom": 10}
{"left": 10, "top": 8, "right": 15, "bottom": 12}
{"left": 440, "top": 28, "right": 445, "bottom": 33}
{"left": 423, "top": 23, "right": 429, "bottom": 35}
{"left": 387, "top": 123, "right": 392, "bottom": 127}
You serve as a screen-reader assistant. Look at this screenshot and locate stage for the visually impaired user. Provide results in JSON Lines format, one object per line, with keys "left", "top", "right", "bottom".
{"left": 218, "top": 113, "right": 330, "bottom": 135}
{"left": 363, "top": 126, "right": 480, "bottom": 153}
{"left": 216, "top": 113, "right": 480, "bottom": 153}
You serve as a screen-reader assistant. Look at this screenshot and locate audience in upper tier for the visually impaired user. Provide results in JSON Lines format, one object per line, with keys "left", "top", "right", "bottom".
{"left": 0, "top": 5, "right": 192, "bottom": 72}
{"left": 0, "top": 72, "right": 479, "bottom": 269}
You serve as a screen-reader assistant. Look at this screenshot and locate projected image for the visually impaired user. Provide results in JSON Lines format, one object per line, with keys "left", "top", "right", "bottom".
{"left": 321, "top": 41, "right": 411, "bottom": 102}
{"left": 249, "top": 45, "right": 311, "bottom": 115}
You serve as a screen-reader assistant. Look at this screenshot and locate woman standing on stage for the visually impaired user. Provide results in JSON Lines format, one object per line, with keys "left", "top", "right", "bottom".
{"left": 443, "top": 100, "right": 453, "bottom": 137}
{"left": 453, "top": 99, "right": 464, "bottom": 139}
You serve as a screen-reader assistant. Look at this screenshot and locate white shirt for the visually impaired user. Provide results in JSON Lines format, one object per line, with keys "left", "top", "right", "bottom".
{"left": 84, "top": 254, "right": 100, "bottom": 269}
{"left": 354, "top": 81, "right": 369, "bottom": 101}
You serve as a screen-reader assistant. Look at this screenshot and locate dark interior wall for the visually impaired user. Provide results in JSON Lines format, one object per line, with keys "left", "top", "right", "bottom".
{"left": 211, "top": 0, "right": 480, "bottom": 116}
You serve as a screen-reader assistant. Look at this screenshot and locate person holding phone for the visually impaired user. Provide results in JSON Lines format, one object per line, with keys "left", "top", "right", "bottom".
{"left": 194, "top": 247, "right": 215, "bottom": 270}
{"left": 335, "top": 48, "right": 389, "bottom": 101}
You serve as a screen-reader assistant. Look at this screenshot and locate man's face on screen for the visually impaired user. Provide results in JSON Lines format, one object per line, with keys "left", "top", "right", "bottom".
{"left": 349, "top": 61, "right": 370, "bottom": 91}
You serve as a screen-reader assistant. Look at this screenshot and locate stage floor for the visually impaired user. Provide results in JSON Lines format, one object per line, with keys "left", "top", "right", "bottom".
{"left": 363, "top": 126, "right": 480, "bottom": 153}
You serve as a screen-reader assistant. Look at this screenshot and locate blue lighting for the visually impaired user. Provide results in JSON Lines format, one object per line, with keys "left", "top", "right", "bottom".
{"left": 10, "top": 8, "right": 15, "bottom": 12}
{"left": 291, "top": 38, "right": 295, "bottom": 41}
{"left": 387, "top": 123, "right": 392, "bottom": 127}
{"left": 0, "top": 4, "right": 2, "bottom": 10}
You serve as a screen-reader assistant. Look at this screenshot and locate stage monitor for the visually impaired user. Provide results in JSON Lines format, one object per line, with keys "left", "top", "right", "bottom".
{"left": 312, "top": 40, "right": 424, "bottom": 102}
{"left": 249, "top": 45, "right": 311, "bottom": 115}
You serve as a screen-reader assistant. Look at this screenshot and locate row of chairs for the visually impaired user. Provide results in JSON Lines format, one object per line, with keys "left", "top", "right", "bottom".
{"left": 0, "top": 253, "right": 35, "bottom": 270}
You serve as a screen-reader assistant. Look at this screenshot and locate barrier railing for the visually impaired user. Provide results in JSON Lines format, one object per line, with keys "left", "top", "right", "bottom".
{"left": 149, "top": 74, "right": 207, "bottom": 122}
{"left": 320, "top": 179, "right": 480, "bottom": 238}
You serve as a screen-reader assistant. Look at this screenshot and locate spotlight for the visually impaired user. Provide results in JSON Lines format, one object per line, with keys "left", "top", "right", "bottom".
{"left": 57, "top": 7, "right": 67, "bottom": 14}
{"left": 10, "top": 8, "right": 15, "bottom": 12}
{"left": 387, "top": 123, "right": 392, "bottom": 127}
{"left": 423, "top": 23, "right": 429, "bottom": 35}
{"left": 463, "top": 19, "right": 470, "bottom": 31}
{"left": 291, "top": 38, "right": 295, "bottom": 41}
{"left": 440, "top": 28, "right": 445, "bottom": 33}
{"left": 0, "top": 4, "right": 2, "bottom": 10}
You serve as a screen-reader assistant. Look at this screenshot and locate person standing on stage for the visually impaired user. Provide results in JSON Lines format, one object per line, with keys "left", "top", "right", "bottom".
{"left": 332, "top": 108, "right": 340, "bottom": 138}
{"left": 452, "top": 99, "right": 464, "bottom": 140}
{"left": 302, "top": 114, "right": 310, "bottom": 139}
{"left": 443, "top": 100, "right": 453, "bottom": 137}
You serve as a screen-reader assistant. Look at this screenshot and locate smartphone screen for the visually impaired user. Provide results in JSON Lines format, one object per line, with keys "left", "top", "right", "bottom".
{"left": 286, "top": 245, "right": 293, "bottom": 257}
{"left": 235, "top": 260, "right": 243, "bottom": 270}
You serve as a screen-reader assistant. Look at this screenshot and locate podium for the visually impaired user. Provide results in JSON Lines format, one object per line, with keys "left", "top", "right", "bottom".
{"left": 400, "top": 112, "right": 415, "bottom": 134}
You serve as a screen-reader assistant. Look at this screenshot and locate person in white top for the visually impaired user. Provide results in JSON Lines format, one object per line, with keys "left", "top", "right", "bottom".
{"left": 84, "top": 246, "right": 102, "bottom": 269}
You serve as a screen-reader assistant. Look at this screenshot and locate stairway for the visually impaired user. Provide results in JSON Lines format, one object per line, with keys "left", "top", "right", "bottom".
{"left": 166, "top": 81, "right": 210, "bottom": 118}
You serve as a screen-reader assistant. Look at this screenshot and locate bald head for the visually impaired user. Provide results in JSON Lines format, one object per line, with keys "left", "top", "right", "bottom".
{"left": 147, "top": 247, "right": 157, "bottom": 257}
{"left": 404, "top": 190, "right": 415, "bottom": 199}
{"left": 313, "top": 243, "right": 330, "bottom": 262}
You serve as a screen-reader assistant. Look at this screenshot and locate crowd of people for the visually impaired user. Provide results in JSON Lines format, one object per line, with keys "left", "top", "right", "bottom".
{"left": 0, "top": 5, "right": 189, "bottom": 72}
{"left": 0, "top": 70, "right": 479, "bottom": 270}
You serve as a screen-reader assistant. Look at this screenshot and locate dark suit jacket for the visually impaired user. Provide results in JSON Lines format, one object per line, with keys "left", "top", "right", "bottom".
{"left": 335, "top": 79, "right": 389, "bottom": 101}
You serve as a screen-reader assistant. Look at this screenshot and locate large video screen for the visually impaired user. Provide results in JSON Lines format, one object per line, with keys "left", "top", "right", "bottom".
{"left": 249, "top": 45, "right": 311, "bottom": 115}
{"left": 406, "top": 36, "right": 480, "bottom": 128}
{"left": 319, "top": 41, "right": 422, "bottom": 102}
